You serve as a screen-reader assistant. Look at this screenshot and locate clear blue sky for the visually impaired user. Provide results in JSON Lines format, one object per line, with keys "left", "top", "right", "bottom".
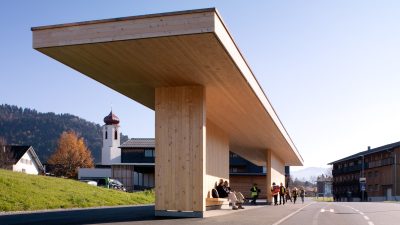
{"left": 2, "top": 1, "right": 400, "bottom": 169}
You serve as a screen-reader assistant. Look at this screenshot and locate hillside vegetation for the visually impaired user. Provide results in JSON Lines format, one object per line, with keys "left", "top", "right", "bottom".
{"left": 0, "top": 104, "right": 129, "bottom": 163}
{"left": 0, "top": 169, "right": 154, "bottom": 212}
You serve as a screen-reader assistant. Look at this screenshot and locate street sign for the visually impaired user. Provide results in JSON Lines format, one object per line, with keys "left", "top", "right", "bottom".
{"left": 359, "top": 177, "right": 366, "bottom": 183}
{"left": 360, "top": 183, "right": 366, "bottom": 191}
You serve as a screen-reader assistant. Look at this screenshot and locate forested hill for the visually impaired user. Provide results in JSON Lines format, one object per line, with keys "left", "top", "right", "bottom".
{"left": 0, "top": 104, "right": 129, "bottom": 163}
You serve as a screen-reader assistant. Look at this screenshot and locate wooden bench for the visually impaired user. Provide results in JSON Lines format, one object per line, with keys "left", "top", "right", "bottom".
{"left": 206, "top": 198, "right": 230, "bottom": 210}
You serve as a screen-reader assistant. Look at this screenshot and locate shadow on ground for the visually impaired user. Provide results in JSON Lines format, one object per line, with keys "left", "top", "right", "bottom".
{"left": 0, "top": 205, "right": 185, "bottom": 225}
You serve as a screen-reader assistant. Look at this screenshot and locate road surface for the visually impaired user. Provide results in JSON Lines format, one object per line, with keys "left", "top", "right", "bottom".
{"left": 1, "top": 200, "right": 400, "bottom": 225}
{"left": 276, "top": 201, "right": 400, "bottom": 225}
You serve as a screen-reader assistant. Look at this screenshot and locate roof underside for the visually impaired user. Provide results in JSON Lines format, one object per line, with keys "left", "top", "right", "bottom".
{"left": 32, "top": 8, "right": 303, "bottom": 166}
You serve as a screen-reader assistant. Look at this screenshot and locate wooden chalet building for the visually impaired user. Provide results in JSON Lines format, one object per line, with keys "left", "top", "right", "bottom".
{"left": 329, "top": 141, "right": 400, "bottom": 201}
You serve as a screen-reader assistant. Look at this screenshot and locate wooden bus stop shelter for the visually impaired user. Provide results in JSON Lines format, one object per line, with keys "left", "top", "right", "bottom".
{"left": 32, "top": 8, "right": 303, "bottom": 217}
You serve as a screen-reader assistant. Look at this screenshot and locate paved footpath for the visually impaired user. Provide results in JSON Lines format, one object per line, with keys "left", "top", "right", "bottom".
{"left": 1, "top": 199, "right": 400, "bottom": 225}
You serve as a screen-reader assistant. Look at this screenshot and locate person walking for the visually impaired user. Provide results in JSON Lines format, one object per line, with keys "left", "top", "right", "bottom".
{"left": 300, "top": 187, "right": 305, "bottom": 204}
{"left": 279, "top": 183, "right": 286, "bottom": 205}
{"left": 250, "top": 183, "right": 261, "bottom": 205}
{"left": 285, "top": 187, "right": 292, "bottom": 203}
{"left": 271, "top": 182, "right": 280, "bottom": 206}
{"left": 292, "top": 187, "right": 298, "bottom": 204}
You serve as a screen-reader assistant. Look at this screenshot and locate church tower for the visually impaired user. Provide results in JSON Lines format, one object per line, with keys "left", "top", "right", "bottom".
{"left": 101, "top": 111, "right": 121, "bottom": 165}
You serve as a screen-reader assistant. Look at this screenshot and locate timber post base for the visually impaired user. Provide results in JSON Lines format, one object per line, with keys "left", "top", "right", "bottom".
{"left": 155, "top": 210, "right": 204, "bottom": 218}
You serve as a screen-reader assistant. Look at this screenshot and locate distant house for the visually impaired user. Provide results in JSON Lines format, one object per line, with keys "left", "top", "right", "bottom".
{"left": 329, "top": 142, "right": 400, "bottom": 201}
{"left": 80, "top": 111, "right": 291, "bottom": 194}
{"left": 317, "top": 174, "right": 333, "bottom": 197}
{"left": 2, "top": 145, "right": 44, "bottom": 175}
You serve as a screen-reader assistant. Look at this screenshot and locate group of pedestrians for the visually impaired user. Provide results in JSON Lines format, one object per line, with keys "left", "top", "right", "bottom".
{"left": 271, "top": 182, "right": 305, "bottom": 206}
{"left": 216, "top": 180, "right": 305, "bottom": 209}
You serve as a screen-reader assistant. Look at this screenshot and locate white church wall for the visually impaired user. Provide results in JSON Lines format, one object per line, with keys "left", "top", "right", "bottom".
{"left": 101, "top": 124, "right": 121, "bottom": 165}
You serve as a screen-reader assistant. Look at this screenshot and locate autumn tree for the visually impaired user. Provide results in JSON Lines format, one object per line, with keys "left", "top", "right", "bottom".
{"left": 0, "top": 137, "right": 13, "bottom": 169}
{"left": 48, "top": 131, "right": 94, "bottom": 178}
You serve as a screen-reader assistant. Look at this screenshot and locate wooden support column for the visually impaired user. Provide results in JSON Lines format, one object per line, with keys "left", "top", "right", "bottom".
{"left": 266, "top": 149, "right": 286, "bottom": 204}
{"left": 266, "top": 149, "right": 272, "bottom": 204}
{"left": 155, "top": 85, "right": 206, "bottom": 217}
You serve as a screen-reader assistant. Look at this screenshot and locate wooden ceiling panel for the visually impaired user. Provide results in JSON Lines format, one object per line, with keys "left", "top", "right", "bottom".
{"left": 33, "top": 9, "right": 303, "bottom": 166}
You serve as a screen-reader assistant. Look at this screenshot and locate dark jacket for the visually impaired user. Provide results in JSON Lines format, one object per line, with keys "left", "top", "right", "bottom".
{"left": 217, "top": 185, "right": 228, "bottom": 198}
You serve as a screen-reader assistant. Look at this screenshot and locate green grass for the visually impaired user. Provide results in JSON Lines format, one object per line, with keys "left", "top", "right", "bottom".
{"left": 0, "top": 169, "right": 155, "bottom": 212}
{"left": 313, "top": 197, "right": 334, "bottom": 202}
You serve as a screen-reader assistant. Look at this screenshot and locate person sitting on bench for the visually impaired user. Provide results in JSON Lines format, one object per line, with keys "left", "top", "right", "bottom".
{"left": 216, "top": 179, "right": 244, "bottom": 210}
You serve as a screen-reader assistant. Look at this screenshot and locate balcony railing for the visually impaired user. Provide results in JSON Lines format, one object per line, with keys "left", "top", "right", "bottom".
{"left": 333, "top": 157, "right": 394, "bottom": 175}
{"left": 333, "top": 164, "right": 362, "bottom": 175}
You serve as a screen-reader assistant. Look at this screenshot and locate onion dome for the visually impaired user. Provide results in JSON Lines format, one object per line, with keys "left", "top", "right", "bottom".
{"left": 103, "top": 111, "right": 120, "bottom": 125}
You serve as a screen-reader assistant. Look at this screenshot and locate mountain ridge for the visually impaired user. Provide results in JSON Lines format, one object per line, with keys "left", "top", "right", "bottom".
{"left": 0, "top": 104, "right": 129, "bottom": 163}
{"left": 291, "top": 166, "right": 330, "bottom": 181}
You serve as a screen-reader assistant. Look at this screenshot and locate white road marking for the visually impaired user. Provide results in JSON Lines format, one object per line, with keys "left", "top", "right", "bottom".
{"left": 343, "top": 204, "right": 374, "bottom": 225}
{"left": 320, "top": 209, "right": 325, "bottom": 213}
{"left": 272, "top": 202, "right": 315, "bottom": 225}
{"left": 312, "top": 207, "right": 321, "bottom": 225}
{"left": 330, "top": 209, "right": 334, "bottom": 213}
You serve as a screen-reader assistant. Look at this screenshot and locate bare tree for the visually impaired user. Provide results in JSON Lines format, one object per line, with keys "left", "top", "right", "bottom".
{"left": 325, "top": 166, "right": 333, "bottom": 177}
{"left": 0, "top": 137, "right": 13, "bottom": 169}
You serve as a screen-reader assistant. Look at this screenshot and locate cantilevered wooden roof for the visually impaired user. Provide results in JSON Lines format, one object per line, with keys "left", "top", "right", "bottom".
{"left": 32, "top": 8, "right": 303, "bottom": 166}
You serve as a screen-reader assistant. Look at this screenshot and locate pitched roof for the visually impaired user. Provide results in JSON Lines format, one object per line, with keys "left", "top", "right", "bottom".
{"left": 317, "top": 175, "right": 332, "bottom": 182}
{"left": 120, "top": 138, "right": 155, "bottom": 148}
{"left": 6, "top": 145, "right": 44, "bottom": 171}
{"left": 7, "top": 145, "right": 30, "bottom": 164}
{"left": 328, "top": 141, "right": 400, "bottom": 165}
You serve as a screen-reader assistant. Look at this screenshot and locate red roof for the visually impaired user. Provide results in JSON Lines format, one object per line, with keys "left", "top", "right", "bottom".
{"left": 103, "top": 111, "right": 119, "bottom": 125}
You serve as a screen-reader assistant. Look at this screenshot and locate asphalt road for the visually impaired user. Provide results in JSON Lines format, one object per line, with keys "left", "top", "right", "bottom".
{"left": 274, "top": 201, "right": 400, "bottom": 225}
{"left": 1, "top": 200, "right": 400, "bottom": 225}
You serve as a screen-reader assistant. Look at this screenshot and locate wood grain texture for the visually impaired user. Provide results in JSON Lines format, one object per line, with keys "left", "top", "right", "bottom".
{"left": 205, "top": 120, "right": 229, "bottom": 199}
{"left": 155, "top": 86, "right": 205, "bottom": 212}
{"left": 266, "top": 149, "right": 285, "bottom": 203}
{"left": 32, "top": 9, "right": 303, "bottom": 167}
{"left": 111, "top": 165, "right": 134, "bottom": 191}
{"left": 33, "top": 10, "right": 214, "bottom": 48}
{"left": 266, "top": 149, "right": 272, "bottom": 203}
{"left": 230, "top": 175, "right": 267, "bottom": 198}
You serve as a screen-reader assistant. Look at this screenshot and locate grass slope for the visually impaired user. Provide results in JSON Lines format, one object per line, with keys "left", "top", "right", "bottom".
{"left": 0, "top": 169, "right": 155, "bottom": 212}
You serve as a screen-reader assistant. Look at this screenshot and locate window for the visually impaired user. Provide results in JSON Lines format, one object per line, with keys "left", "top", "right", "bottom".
{"left": 231, "top": 167, "right": 238, "bottom": 173}
{"left": 22, "top": 169, "right": 26, "bottom": 173}
{"left": 105, "top": 131, "right": 108, "bottom": 139}
{"left": 349, "top": 162, "right": 354, "bottom": 167}
{"left": 114, "top": 130, "right": 118, "bottom": 140}
{"left": 375, "top": 184, "right": 379, "bottom": 191}
{"left": 134, "top": 172, "right": 144, "bottom": 186}
{"left": 144, "top": 149, "right": 154, "bottom": 157}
